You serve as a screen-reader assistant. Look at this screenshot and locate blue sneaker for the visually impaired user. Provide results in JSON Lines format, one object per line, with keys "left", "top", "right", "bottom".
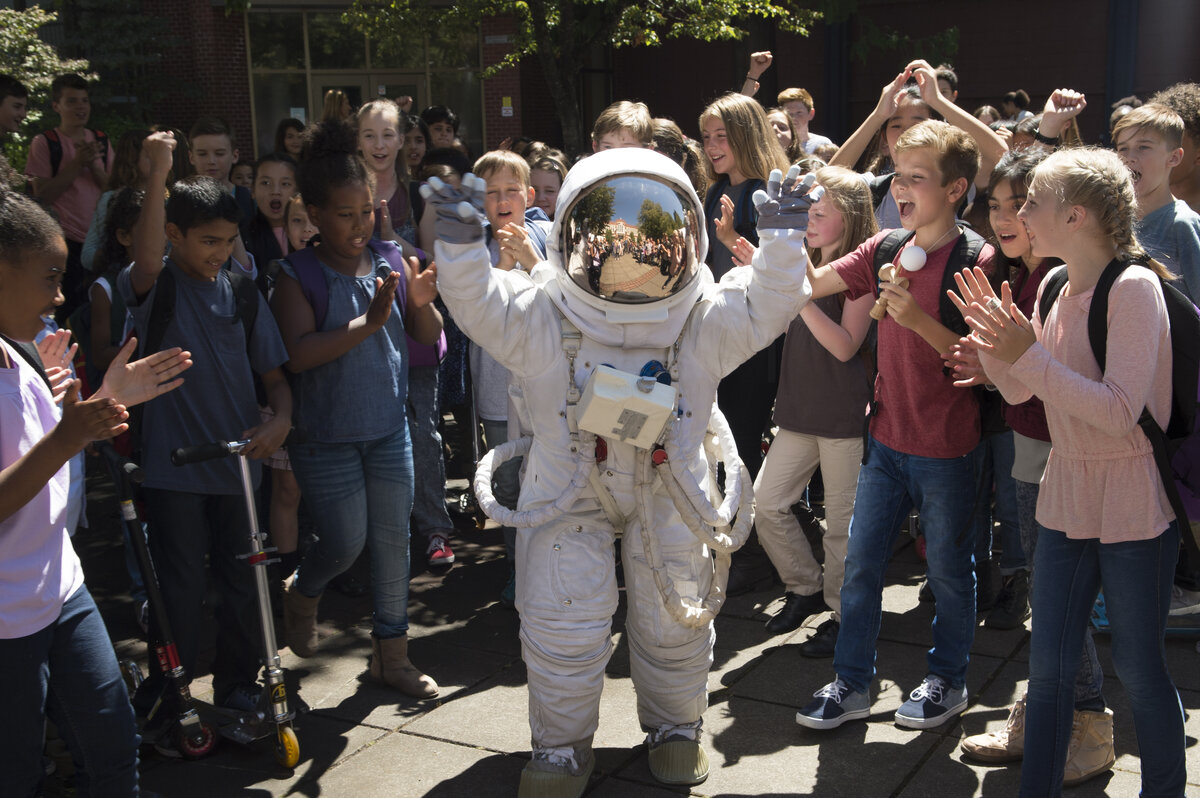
{"left": 796, "top": 678, "right": 871, "bottom": 729}
{"left": 894, "top": 675, "right": 967, "bottom": 729}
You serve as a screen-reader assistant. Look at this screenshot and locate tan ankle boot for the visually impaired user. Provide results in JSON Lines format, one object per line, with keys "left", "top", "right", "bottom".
{"left": 1063, "top": 707, "right": 1115, "bottom": 786}
{"left": 960, "top": 695, "right": 1025, "bottom": 762}
{"left": 369, "top": 635, "right": 439, "bottom": 698}
{"left": 282, "top": 574, "right": 320, "bottom": 657}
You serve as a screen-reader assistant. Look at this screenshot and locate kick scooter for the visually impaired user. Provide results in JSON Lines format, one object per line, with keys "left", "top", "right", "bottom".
{"left": 170, "top": 437, "right": 306, "bottom": 768}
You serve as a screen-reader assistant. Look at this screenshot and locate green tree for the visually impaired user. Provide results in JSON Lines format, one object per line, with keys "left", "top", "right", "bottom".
{"left": 572, "top": 184, "right": 616, "bottom": 235}
{"left": 0, "top": 8, "right": 91, "bottom": 170}
{"left": 345, "top": 0, "right": 821, "bottom": 154}
{"left": 637, "top": 198, "right": 676, "bottom": 242}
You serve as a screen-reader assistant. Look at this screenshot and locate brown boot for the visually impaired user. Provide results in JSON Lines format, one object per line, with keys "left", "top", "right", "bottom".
{"left": 369, "top": 635, "right": 439, "bottom": 698}
{"left": 1063, "top": 707, "right": 1115, "bottom": 786}
{"left": 960, "top": 695, "right": 1025, "bottom": 763}
{"left": 282, "top": 574, "right": 320, "bottom": 657}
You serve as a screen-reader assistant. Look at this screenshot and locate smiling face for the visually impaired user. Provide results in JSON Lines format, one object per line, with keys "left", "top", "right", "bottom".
{"left": 767, "top": 110, "right": 793, "bottom": 150}
{"left": 52, "top": 87, "right": 90, "bottom": 131}
{"left": 285, "top": 196, "right": 317, "bottom": 251}
{"left": 480, "top": 166, "right": 532, "bottom": 230}
{"left": 0, "top": 241, "right": 68, "bottom": 341}
{"left": 891, "top": 147, "right": 961, "bottom": 232}
{"left": 0, "top": 94, "right": 28, "bottom": 134}
{"left": 166, "top": 219, "right": 241, "bottom": 281}
{"left": 803, "top": 192, "right": 846, "bottom": 256}
{"left": 1114, "top": 124, "right": 1182, "bottom": 202}
{"left": 358, "top": 109, "right": 402, "bottom": 176}
{"left": 988, "top": 179, "right": 1033, "bottom": 261}
{"left": 283, "top": 127, "right": 303, "bottom": 158}
{"left": 701, "top": 116, "right": 745, "bottom": 184}
{"left": 1017, "top": 179, "right": 1072, "bottom": 260}
{"left": 310, "top": 182, "right": 374, "bottom": 266}
{"left": 189, "top": 134, "right": 238, "bottom": 184}
{"left": 253, "top": 161, "right": 297, "bottom": 226}
{"left": 530, "top": 168, "right": 561, "bottom": 220}
{"left": 884, "top": 96, "right": 932, "bottom": 161}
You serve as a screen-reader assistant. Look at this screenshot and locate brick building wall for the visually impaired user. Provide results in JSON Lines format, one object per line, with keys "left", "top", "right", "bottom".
{"left": 480, "top": 16, "right": 523, "bottom": 151}
{"left": 143, "top": 0, "right": 252, "bottom": 151}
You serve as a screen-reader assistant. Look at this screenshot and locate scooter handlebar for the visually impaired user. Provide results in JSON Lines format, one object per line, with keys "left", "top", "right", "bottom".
{"left": 171, "top": 441, "right": 237, "bottom": 465}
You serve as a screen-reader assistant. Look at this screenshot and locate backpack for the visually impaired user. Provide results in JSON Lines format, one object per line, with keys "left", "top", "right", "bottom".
{"left": 282, "top": 239, "right": 408, "bottom": 330}
{"left": 42, "top": 129, "right": 109, "bottom": 177}
{"left": 0, "top": 334, "right": 51, "bottom": 390}
{"left": 1038, "top": 259, "right": 1200, "bottom": 562}
{"left": 67, "top": 271, "right": 129, "bottom": 392}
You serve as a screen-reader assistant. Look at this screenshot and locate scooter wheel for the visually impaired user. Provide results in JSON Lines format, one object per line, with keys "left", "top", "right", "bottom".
{"left": 177, "top": 722, "right": 218, "bottom": 759}
{"left": 276, "top": 724, "right": 300, "bottom": 768}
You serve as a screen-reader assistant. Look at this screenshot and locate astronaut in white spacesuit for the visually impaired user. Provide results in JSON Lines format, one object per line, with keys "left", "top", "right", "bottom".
{"left": 425, "top": 148, "right": 818, "bottom": 797}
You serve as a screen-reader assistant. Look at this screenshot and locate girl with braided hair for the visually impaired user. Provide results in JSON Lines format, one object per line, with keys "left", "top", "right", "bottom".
{"left": 951, "top": 146, "right": 1186, "bottom": 797}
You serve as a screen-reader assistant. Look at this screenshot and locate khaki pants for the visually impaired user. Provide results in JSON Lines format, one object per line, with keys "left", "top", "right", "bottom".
{"left": 752, "top": 430, "right": 861, "bottom": 618}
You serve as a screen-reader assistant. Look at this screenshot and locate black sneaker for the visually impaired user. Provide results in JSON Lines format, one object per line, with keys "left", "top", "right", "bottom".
{"left": 799, "top": 618, "right": 839, "bottom": 658}
{"left": 985, "top": 570, "right": 1031, "bottom": 630}
{"left": 765, "top": 591, "right": 826, "bottom": 635}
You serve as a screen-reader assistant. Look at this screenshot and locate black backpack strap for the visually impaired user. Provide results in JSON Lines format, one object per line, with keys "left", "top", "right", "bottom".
{"left": 43, "top": 130, "right": 64, "bottom": 178}
{"left": 141, "top": 267, "right": 177, "bottom": 357}
{"left": 938, "top": 227, "right": 988, "bottom": 341}
{"left": 227, "top": 270, "right": 260, "bottom": 351}
{"left": 1085, "top": 258, "right": 1130, "bottom": 374}
{"left": 1038, "top": 268, "right": 1070, "bottom": 324}
{"left": 1, "top": 335, "right": 51, "bottom": 390}
{"left": 871, "top": 229, "right": 915, "bottom": 296}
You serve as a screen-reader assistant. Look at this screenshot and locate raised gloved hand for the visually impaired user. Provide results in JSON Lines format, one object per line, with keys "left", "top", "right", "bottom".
{"left": 418, "top": 172, "right": 488, "bottom": 245}
{"left": 752, "top": 166, "right": 824, "bottom": 232}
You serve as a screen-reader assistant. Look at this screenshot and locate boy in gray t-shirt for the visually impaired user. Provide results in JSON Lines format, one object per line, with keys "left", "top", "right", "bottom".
{"left": 120, "top": 132, "right": 292, "bottom": 722}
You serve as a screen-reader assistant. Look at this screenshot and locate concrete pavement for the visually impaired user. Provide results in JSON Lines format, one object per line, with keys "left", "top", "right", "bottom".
{"left": 64, "top": 470, "right": 1200, "bottom": 798}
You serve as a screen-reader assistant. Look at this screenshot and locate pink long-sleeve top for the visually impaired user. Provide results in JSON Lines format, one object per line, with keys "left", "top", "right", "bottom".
{"left": 981, "top": 264, "right": 1174, "bottom": 542}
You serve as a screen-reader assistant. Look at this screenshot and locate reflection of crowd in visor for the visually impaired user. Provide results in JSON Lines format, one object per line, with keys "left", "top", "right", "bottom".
{"left": 575, "top": 203, "right": 698, "bottom": 299}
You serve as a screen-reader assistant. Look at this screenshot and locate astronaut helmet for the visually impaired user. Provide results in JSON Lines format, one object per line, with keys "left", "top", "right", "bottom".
{"left": 549, "top": 148, "right": 707, "bottom": 316}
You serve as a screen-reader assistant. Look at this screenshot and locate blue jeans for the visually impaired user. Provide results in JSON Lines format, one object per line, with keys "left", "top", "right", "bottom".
{"left": 0, "top": 587, "right": 140, "bottom": 797}
{"left": 834, "top": 437, "right": 982, "bottom": 693}
{"left": 407, "top": 365, "right": 455, "bottom": 544}
{"left": 974, "top": 431, "right": 1025, "bottom": 573}
{"left": 290, "top": 424, "right": 415, "bottom": 638}
{"left": 1022, "top": 523, "right": 1185, "bottom": 798}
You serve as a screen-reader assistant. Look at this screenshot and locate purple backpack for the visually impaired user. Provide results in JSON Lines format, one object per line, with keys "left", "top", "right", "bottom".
{"left": 284, "top": 239, "right": 446, "bottom": 366}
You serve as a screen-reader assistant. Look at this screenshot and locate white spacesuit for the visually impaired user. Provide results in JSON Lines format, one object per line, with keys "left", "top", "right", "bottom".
{"left": 428, "top": 149, "right": 816, "bottom": 797}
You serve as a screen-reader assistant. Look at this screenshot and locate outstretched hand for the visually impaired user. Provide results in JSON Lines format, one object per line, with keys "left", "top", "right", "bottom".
{"left": 419, "top": 173, "right": 488, "bottom": 246}
{"left": 753, "top": 166, "right": 824, "bottom": 232}
{"left": 94, "top": 338, "right": 193, "bottom": 407}
{"left": 56, "top": 380, "right": 129, "bottom": 450}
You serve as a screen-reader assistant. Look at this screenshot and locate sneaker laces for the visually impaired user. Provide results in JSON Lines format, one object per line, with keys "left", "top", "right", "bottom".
{"left": 813, "top": 678, "right": 852, "bottom": 703}
{"left": 531, "top": 745, "right": 579, "bottom": 772}
{"left": 427, "top": 535, "right": 448, "bottom": 555}
{"left": 909, "top": 676, "right": 948, "bottom": 704}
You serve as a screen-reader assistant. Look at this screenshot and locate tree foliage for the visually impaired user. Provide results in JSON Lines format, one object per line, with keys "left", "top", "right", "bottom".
{"left": 345, "top": 0, "right": 821, "bottom": 154}
{"left": 0, "top": 8, "right": 91, "bottom": 170}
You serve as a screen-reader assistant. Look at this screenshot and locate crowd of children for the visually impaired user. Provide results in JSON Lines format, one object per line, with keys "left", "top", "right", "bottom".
{"left": 2, "top": 52, "right": 1199, "bottom": 797}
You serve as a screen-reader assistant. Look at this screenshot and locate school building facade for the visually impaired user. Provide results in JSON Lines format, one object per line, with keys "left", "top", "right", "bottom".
{"left": 52, "top": 0, "right": 1200, "bottom": 158}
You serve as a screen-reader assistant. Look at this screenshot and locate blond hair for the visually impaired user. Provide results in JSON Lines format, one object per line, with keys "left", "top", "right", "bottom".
{"left": 1112, "top": 102, "right": 1185, "bottom": 150}
{"left": 591, "top": 101, "right": 653, "bottom": 146}
{"left": 1030, "top": 147, "right": 1173, "bottom": 280}
{"left": 699, "top": 93, "right": 790, "bottom": 185}
{"left": 810, "top": 166, "right": 878, "bottom": 267}
{"left": 893, "top": 119, "right": 980, "bottom": 188}
{"left": 321, "top": 89, "right": 349, "bottom": 123}
{"left": 473, "top": 149, "right": 531, "bottom": 189}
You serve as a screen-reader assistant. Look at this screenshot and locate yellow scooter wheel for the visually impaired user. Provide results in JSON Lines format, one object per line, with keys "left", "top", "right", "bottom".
{"left": 276, "top": 724, "right": 300, "bottom": 768}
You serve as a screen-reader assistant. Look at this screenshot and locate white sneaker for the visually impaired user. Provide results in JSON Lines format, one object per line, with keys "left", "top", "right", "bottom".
{"left": 1169, "top": 584, "right": 1200, "bottom": 616}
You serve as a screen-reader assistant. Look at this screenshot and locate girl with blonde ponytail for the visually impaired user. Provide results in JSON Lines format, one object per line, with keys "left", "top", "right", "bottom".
{"left": 950, "top": 146, "right": 1186, "bottom": 797}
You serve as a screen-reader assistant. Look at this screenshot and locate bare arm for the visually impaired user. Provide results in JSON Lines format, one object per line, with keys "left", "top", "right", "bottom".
{"left": 808, "top": 261, "right": 851, "bottom": 300}
{"left": 270, "top": 269, "right": 394, "bottom": 373}
{"left": 830, "top": 70, "right": 909, "bottom": 170}
{"left": 908, "top": 61, "right": 1007, "bottom": 187}
{"left": 31, "top": 140, "right": 102, "bottom": 205}
{"left": 798, "top": 292, "right": 874, "bottom": 361}
{"left": 129, "top": 132, "right": 177, "bottom": 300}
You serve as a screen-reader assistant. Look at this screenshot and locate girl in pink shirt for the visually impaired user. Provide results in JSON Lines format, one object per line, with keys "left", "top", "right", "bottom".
{"left": 952, "top": 147, "right": 1185, "bottom": 798}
